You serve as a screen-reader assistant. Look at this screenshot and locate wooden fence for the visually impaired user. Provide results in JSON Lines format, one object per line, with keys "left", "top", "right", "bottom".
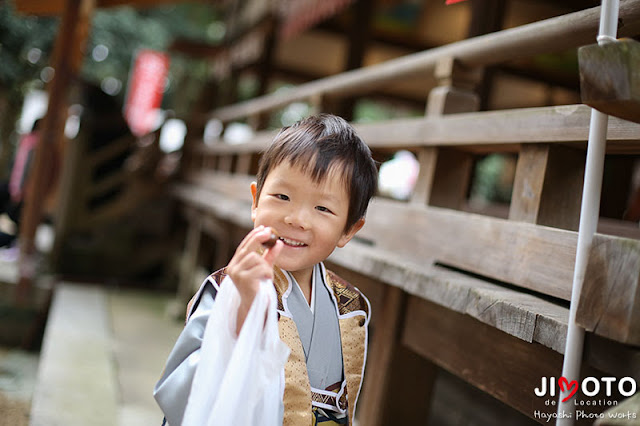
{"left": 171, "top": 2, "right": 640, "bottom": 424}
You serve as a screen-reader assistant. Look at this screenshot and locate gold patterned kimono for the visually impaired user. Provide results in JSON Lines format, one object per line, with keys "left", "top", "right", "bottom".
{"left": 154, "top": 262, "right": 370, "bottom": 426}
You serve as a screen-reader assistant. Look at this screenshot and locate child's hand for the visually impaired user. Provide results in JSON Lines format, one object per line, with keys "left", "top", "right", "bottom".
{"left": 227, "top": 226, "right": 282, "bottom": 334}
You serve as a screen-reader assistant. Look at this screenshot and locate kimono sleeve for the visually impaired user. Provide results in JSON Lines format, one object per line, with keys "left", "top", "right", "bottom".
{"left": 153, "top": 280, "right": 218, "bottom": 426}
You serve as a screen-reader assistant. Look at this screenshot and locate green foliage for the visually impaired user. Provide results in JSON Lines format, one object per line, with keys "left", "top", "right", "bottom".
{"left": 470, "top": 153, "right": 514, "bottom": 204}
{"left": 353, "top": 98, "right": 422, "bottom": 122}
{"left": 83, "top": 3, "right": 222, "bottom": 108}
{"left": 0, "top": 1, "right": 57, "bottom": 96}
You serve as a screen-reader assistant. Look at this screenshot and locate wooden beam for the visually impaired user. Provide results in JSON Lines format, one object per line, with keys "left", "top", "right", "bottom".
{"left": 18, "top": 0, "right": 95, "bottom": 304}
{"left": 403, "top": 295, "right": 563, "bottom": 421}
{"left": 576, "top": 234, "right": 640, "bottom": 346}
{"left": 360, "top": 197, "right": 578, "bottom": 301}
{"left": 206, "top": 2, "right": 640, "bottom": 123}
{"left": 402, "top": 295, "right": 606, "bottom": 423}
{"left": 174, "top": 172, "right": 640, "bottom": 314}
{"left": 333, "top": 0, "right": 375, "bottom": 121}
{"left": 193, "top": 104, "right": 640, "bottom": 156}
{"left": 349, "top": 279, "right": 437, "bottom": 426}
{"left": 579, "top": 38, "right": 640, "bottom": 124}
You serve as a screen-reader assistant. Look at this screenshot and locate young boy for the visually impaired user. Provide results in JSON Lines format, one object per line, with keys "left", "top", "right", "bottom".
{"left": 154, "top": 114, "right": 378, "bottom": 425}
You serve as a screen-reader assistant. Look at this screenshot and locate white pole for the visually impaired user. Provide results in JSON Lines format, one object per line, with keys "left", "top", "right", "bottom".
{"left": 556, "top": 1, "right": 619, "bottom": 425}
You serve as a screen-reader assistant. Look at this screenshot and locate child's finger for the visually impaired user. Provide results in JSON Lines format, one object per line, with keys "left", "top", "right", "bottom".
{"left": 263, "top": 240, "right": 283, "bottom": 266}
{"left": 236, "top": 225, "right": 266, "bottom": 251}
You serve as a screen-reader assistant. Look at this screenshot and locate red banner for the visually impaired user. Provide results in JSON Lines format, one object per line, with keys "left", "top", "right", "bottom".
{"left": 124, "top": 50, "right": 170, "bottom": 137}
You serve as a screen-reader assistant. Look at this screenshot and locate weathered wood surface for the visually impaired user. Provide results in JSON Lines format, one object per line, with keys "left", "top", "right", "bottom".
{"left": 595, "top": 393, "right": 640, "bottom": 425}
{"left": 329, "top": 242, "right": 569, "bottom": 353}
{"left": 402, "top": 296, "right": 607, "bottom": 424}
{"left": 199, "top": 1, "right": 640, "bottom": 124}
{"left": 576, "top": 234, "right": 640, "bottom": 346}
{"left": 360, "top": 196, "right": 578, "bottom": 301}
{"left": 18, "top": 0, "right": 95, "bottom": 303}
{"left": 193, "top": 105, "right": 640, "bottom": 158}
{"left": 353, "top": 282, "right": 437, "bottom": 426}
{"left": 509, "top": 144, "right": 585, "bottom": 231}
{"left": 580, "top": 38, "right": 640, "bottom": 124}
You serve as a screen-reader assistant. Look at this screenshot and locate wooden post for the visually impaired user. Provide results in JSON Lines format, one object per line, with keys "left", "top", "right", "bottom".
{"left": 255, "top": 18, "right": 277, "bottom": 130}
{"left": 17, "top": 0, "right": 95, "bottom": 304}
{"left": 357, "top": 284, "right": 436, "bottom": 425}
{"left": 411, "top": 58, "right": 481, "bottom": 209}
{"left": 175, "top": 210, "right": 202, "bottom": 315}
{"left": 509, "top": 144, "right": 585, "bottom": 230}
{"left": 579, "top": 38, "right": 640, "bottom": 124}
{"left": 334, "top": 0, "right": 374, "bottom": 121}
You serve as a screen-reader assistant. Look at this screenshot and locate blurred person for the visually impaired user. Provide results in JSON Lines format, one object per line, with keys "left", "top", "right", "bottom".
{"left": 0, "top": 118, "right": 43, "bottom": 249}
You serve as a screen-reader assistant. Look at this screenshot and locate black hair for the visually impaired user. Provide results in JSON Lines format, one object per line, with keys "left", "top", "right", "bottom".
{"left": 255, "top": 114, "right": 377, "bottom": 232}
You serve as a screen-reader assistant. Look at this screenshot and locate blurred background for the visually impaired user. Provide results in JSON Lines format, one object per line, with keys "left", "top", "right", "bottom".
{"left": 0, "top": 0, "right": 634, "bottom": 425}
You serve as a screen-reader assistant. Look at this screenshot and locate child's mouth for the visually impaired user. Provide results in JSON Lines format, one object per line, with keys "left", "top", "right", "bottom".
{"left": 280, "top": 237, "right": 307, "bottom": 247}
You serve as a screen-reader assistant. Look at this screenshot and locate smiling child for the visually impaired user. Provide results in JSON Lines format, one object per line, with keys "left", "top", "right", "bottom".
{"left": 155, "top": 114, "right": 378, "bottom": 426}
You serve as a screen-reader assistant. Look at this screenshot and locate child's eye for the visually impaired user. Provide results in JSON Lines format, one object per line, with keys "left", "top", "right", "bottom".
{"left": 316, "top": 205, "right": 333, "bottom": 214}
{"left": 274, "top": 194, "right": 289, "bottom": 201}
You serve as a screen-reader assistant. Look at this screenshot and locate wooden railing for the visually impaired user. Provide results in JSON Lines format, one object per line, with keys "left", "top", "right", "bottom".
{"left": 171, "top": 2, "right": 640, "bottom": 424}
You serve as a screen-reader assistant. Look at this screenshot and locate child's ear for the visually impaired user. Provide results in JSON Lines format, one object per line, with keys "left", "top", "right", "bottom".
{"left": 250, "top": 182, "right": 258, "bottom": 222}
{"left": 337, "top": 218, "right": 365, "bottom": 248}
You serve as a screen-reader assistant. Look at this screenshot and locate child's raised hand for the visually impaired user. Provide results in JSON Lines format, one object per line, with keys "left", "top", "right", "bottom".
{"left": 227, "top": 226, "right": 282, "bottom": 333}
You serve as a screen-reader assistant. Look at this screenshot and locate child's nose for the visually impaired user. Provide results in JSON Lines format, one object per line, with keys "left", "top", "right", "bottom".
{"left": 285, "top": 208, "right": 310, "bottom": 230}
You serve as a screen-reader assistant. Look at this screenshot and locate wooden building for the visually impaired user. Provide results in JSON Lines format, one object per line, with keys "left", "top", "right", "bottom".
{"left": 10, "top": 0, "right": 640, "bottom": 424}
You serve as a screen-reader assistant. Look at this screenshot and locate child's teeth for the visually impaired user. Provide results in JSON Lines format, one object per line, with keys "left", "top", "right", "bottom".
{"left": 281, "top": 237, "right": 304, "bottom": 247}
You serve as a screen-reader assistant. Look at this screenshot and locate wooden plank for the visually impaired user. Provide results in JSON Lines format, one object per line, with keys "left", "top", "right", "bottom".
{"left": 193, "top": 105, "right": 640, "bottom": 156}
{"left": 585, "top": 334, "right": 640, "bottom": 380}
{"left": 87, "top": 134, "right": 135, "bottom": 168}
{"left": 183, "top": 171, "right": 254, "bottom": 199}
{"left": 595, "top": 393, "right": 640, "bottom": 426}
{"left": 576, "top": 234, "right": 640, "bottom": 346}
{"left": 579, "top": 38, "right": 640, "bottom": 124}
{"left": 403, "top": 295, "right": 563, "bottom": 422}
{"left": 401, "top": 295, "right": 611, "bottom": 424}
{"left": 329, "top": 241, "right": 569, "bottom": 353}
{"left": 170, "top": 184, "right": 254, "bottom": 229}
{"left": 359, "top": 196, "right": 578, "bottom": 301}
{"left": 204, "top": 2, "right": 640, "bottom": 123}
{"left": 509, "top": 144, "right": 585, "bottom": 230}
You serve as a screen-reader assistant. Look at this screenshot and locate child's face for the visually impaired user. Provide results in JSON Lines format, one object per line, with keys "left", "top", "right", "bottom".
{"left": 251, "top": 160, "right": 364, "bottom": 285}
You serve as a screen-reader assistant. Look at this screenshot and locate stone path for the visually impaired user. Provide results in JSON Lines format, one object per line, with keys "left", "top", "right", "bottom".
{"left": 26, "top": 283, "right": 183, "bottom": 426}
{"left": 109, "top": 288, "right": 183, "bottom": 426}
